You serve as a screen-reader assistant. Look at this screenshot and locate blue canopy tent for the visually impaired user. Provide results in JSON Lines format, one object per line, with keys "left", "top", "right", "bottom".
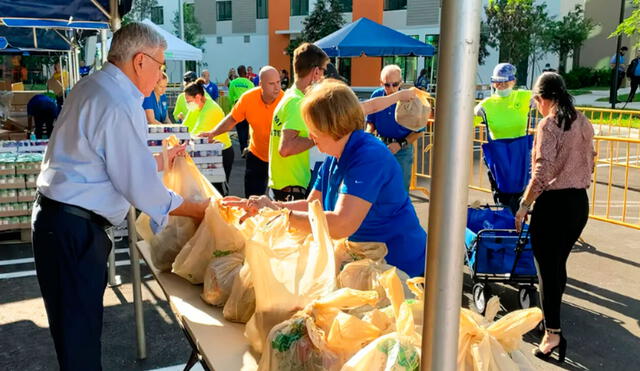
{"left": 315, "top": 17, "right": 435, "bottom": 57}
{"left": 0, "top": 26, "right": 71, "bottom": 52}
{"left": 0, "top": 0, "right": 125, "bottom": 30}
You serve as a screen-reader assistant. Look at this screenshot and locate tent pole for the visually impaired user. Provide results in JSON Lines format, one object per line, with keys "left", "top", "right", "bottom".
{"left": 336, "top": 57, "right": 340, "bottom": 73}
{"left": 421, "top": 0, "right": 481, "bottom": 370}
{"left": 100, "top": 29, "right": 108, "bottom": 67}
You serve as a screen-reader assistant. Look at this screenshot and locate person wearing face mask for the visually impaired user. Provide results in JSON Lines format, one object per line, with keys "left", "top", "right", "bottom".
{"left": 268, "top": 43, "right": 330, "bottom": 201}
{"left": 183, "top": 78, "right": 233, "bottom": 195}
{"left": 474, "top": 63, "right": 534, "bottom": 212}
{"left": 223, "top": 80, "right": 427, "bottom": 277}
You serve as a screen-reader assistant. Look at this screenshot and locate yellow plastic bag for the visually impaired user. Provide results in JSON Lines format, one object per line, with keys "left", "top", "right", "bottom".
{"left": 172, "top": 201, "right": 245, "bottom": 284}
{"left": 405, "top": 277, "right": 425, "bottom": 327}
{"left": 334, "top": 240, "right": 388, "bottom": 271}
{"left": 457, "top": 297, "right": 543, "bottom": 371}
{"left": 223, "top": 262, "right": 256, "bottom": 323}
{"left": 136, "top": 135, "right": 219, "bottom": 271}
{"left": 395, "top": 88, "right": 432, "bottom": 132}
{"left": 338, "top": 259, "right": 411, "bottom": 308}
{"left": 201, "top": 250, "right": 244, "bottom": 306}
{"left": 259, "top": 288, "right": 381, "bottom": 371}
{"left": 341, "top": 269, "right": 422, "bottom": 371}
{"left": 246, "top": 200, "right": 337, "bottom": 354}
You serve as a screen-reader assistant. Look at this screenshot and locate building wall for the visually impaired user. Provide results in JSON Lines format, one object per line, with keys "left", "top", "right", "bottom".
{"left": 581, "top": 0, "right": 634, "bottom": 70}
{"left": 351, "top": 0, "right": 384, "bottom": 86}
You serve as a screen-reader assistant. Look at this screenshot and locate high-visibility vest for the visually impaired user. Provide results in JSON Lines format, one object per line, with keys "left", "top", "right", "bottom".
{"left": 480, "top": 90, "right": 532, "bottom": 139}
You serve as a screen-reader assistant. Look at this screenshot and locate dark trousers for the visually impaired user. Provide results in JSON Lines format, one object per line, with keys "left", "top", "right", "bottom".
{"left": 529, "top": 188, "right": 588, "bottom": 330}
{"left": 610, "top": 70, "right": 626, "bottom": 102}
{"left": 628, "top": 76, "right": 640, "bottom": 102}
{"left": 236, "top": 120, "right": 249, "bottom": 154}
{"left": 213, "top": 147, "right": 235, "bottom": 196}
{"left": 32, "top": 202, "right": 113, "bottom": 371}
{"left": 244, "top": 151, "right": 268, "bottom": 197}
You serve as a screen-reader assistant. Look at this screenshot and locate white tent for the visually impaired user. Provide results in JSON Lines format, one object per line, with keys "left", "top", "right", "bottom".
{"left": 141, "top": 19, "right": 202, "bottom": 61}
{"left": 104, "top": 19, "right": 203, "bottom": 61}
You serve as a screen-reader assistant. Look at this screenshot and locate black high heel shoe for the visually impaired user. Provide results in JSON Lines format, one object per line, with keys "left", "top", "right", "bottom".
{"left": 533, "top": 328, "right": 567, "bottom": 363}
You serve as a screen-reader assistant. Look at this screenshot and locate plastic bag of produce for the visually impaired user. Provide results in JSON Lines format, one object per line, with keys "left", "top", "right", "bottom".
{"left": 172, "top": 200, "right": 245, "bottom": 284}
{"left": 334, "top": 240, "right": 388, "bottom": 270}
{"left": 395, "top": 88, "right": 432, "bottom": 132}
{"left": 458, "top": 297, "right": 543, "bottom": 371}
{"left": 223, "top": 262, "right": 255, "bottom": 323}
{"left": 246, "top": 200, "right": 337, "bottom": 354}
{"left": 201, "top": 250, "right": 244, "bottom": 306}
{"left": 341, "top": 268, "right": 422, "bottom": 371}
{"left": 405, "top": 277, "right": 425, "bottom": 327}
{"left": 136, "top": 135, "right": 219, "bottom": 270}
{"left": 338, "top": 259, "right": 411, "bottom": 307}
{"left": 259, "top": 288, "right": 381, "bottom": 371}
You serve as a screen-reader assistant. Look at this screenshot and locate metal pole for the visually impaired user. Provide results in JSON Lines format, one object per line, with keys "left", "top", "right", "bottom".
{"left": 421, "top": 0, "right": 481, "bottom": 370}
{"left": 179, "top": 0, "right": 186, "bottom": 77}
{"left": 611, "top": 0, "right": 625, "bottom": 109}
{"left": 107, "top": 228, "right": 121, "bottom": 287}
{"left": 128, "top": 207, "right": 146, "bottom": 359}
{"left": 100, "top": 29, "right": 108, "bottom": 67}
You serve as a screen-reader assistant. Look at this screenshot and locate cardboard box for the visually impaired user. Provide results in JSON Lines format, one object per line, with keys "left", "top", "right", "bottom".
{"left": 11, "top": 91, "right": 42, "bottom": 106}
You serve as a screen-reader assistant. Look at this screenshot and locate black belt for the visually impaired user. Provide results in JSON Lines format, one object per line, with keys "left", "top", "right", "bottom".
{"left": 278, "top": 186, "right": 307, "bottom": 194}
{"left": 35, "top": 193, "right": 112, "bottom": 229}
{"left": 378, "top": 136, "right": 408, "bottom": 148}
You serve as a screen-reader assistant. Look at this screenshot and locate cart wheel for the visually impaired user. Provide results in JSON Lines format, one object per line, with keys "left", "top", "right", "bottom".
{"left": 473, "top": 283, "right": 492, "bottom": 314}
{"left": 518, "top": 287, "right": 537, "bottom": 309}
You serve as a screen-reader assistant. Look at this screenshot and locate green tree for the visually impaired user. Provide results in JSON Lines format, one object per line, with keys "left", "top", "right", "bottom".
{"left": 172, "top": 3, "right": 205, "bottom": 49}
{"left": 286, "top": 0, "right": 346, "bottom": 56}
{"left": 611, "top": 0, "right": 640, "bottom": 47}
{"left": 478, "top": 21, "right": 491, "bottom": 65}
{"left": 122, "top": 0, "right": 159, "bottom": 24}
{"left": 484, "top": 0, "right": 548, "bottom": 83}
{"left": 548, "top": 5, "right": 595, "bottom": 73}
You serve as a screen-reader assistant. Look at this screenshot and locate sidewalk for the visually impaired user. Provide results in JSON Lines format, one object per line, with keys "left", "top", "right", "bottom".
{"left": 573, "top": 87, "right": 640, "bottom": 110}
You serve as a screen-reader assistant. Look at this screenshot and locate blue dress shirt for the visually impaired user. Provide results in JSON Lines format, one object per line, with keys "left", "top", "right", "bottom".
{"left": 37, "top": 62, "right": 183, "bottom": 232}
{"left": 312, "top": 130, "right": 427, "bottom": 276}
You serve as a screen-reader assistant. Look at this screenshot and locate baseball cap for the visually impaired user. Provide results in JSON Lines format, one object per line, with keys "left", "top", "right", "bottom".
{"left": 491, "top": 63, "right": 516, "bottom": 83}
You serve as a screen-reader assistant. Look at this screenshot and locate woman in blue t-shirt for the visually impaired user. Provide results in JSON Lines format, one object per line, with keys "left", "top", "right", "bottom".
{"left": 142, "top": 72, "right": 171, "bottom": 124}
{"left": 223, "top": 79, "right": 426, "bottom": 277}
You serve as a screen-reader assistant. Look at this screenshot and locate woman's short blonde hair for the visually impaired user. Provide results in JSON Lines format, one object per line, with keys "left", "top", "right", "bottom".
{"left": 301, "top": 79, "right": 364, "bottom": 140}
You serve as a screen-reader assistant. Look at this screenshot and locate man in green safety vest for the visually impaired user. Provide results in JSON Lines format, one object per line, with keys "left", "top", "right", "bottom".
{"left": 474, "top": 63, "right": 533, "bottom": 212}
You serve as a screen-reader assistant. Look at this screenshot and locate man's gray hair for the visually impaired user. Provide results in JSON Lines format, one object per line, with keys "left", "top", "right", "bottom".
{"left": 107, "top": 22, "right": 167, "bottom": 64}
{"left": 381, "top": 64, "right": 402, "bottom": 79}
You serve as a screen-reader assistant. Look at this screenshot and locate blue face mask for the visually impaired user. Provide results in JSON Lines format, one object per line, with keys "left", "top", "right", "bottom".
{"left": 496, "top": 88, "right": 513, "bottom": 97}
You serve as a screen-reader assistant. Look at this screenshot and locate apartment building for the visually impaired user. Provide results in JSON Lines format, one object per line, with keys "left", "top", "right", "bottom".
{"left": 151, "top": 0, "right": 631, "bottom": 88}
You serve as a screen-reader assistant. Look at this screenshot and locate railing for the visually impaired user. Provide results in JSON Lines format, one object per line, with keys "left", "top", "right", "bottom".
{"left": 411, "top": 103, "right": 640, "bottom": 230}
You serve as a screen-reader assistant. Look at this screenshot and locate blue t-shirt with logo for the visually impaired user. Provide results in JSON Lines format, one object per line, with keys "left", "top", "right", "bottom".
{"left": 142, "top": 91, "right": 168, "bottom": 123}
{"left": 365, "top": 87, "right": 414, "bottom": 139}
{"left": 312, "top": 129, "right": 427, "bottom": 276}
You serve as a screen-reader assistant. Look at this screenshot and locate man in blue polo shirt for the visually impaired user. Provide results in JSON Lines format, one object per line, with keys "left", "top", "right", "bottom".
{"left": 366, "top": 64, "right": 422, "bottom": 190}
{"left": 201, "top": 70, "right": 219, "bottom": 101}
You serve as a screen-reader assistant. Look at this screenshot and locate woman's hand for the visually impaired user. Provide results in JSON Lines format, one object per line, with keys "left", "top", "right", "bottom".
{"left": 166, "top": 142, "right": 187, "bottom": 166}
{"left": 515, "top": 205, "right": 529, "bottom": 233}
{"left": 198, "top": 131, "right": 221, "bottom": 144}
{"left": 221, "top": 195, "right": 277, "bottom": 222}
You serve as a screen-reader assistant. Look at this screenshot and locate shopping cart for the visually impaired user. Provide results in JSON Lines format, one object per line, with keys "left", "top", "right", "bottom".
{"left": 465, "top": 205, "right": 538, "bottom": 314}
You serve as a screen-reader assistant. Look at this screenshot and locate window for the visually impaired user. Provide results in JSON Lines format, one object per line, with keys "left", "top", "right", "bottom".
{"left": 244, "top": 35, "right": 251, "bottom": 43}
{"left": 291, "top": 0, "right": 309, "bottom": 16}
{"left": 257, "top": 0, "right": 269, "bottom": 19}
{"left": 150, "top": 6, "right": 164, "bottom": 25}
{"left": 338, "top": 0, "right": 352, "bottom": 12}
{"left": 217, "top": 1, "right": 232, "bottom": 21}
{"left": 382, "top": 56, "right": 418, "bottom": 83}
{"left": 384, "top": 0, "right": 407, "bottom": 11}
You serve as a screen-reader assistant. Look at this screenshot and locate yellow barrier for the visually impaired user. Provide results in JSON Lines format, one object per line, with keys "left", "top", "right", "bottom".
{"left": 410, "top": 103, "right": 640, "bottom": 230}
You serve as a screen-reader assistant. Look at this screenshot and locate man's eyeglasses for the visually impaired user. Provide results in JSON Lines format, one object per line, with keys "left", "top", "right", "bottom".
{"left": 142, "top": 52, "right": 166, "bottom": 71}
{"left": 383, "top": 81, "right": 402, "bottom": 88}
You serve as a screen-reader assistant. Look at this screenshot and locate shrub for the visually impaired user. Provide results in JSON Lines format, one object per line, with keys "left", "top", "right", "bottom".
{"left": 561, "top": 67, "right": 612, "bottom": 89}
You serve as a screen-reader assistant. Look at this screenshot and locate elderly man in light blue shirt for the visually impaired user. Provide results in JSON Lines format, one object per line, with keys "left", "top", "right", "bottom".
{"left": 32, "top": 23, "right": 208, "bottom": 371}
